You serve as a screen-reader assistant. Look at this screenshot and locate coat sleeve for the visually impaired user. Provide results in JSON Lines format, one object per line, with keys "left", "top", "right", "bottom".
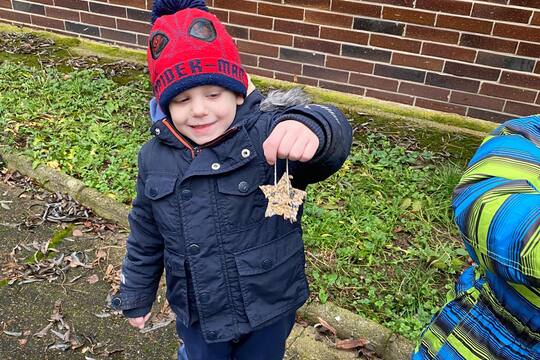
{"left": 112, "top": 149, "right": 165, "bottom": 314}
{"left": 452, "top": 115, "right": 540, "bottom": 287}
{"left": 270, "top": 103, "right": 353, "bottom": 187}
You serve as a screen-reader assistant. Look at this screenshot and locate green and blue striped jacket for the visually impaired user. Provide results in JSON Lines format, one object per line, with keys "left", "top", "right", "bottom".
{"left": 413, "top": 116, "right": 540, "bottom": 359}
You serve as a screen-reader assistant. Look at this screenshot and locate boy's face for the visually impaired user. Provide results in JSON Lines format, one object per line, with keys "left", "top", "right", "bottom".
{"left": 169, "top": 85, "right": 244, "bottom": 145}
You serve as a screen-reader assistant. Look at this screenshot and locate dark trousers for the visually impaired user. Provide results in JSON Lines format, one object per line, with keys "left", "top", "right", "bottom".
{"left": 176, "top": 312, "right": 296, "bottom": 360}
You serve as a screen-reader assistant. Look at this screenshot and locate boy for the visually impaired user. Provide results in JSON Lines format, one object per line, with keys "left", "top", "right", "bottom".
{"left": 110, "top": 1, "right": 352, "bottom": 359}
{"left": 412, "top": 116, "right": 540, "bottom": 359}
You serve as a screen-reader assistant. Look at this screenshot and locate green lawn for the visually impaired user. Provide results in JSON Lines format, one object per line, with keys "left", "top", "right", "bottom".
{"left": 0, "top": 31, "right": 483, "bottom": 339}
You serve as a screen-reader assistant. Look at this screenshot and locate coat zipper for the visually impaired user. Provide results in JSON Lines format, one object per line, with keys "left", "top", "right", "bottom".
{"left": 162, "top": 119, "right": 239, "bottom": 159}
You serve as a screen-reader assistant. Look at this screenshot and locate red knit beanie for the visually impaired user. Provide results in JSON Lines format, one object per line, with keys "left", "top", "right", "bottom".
{"left": 148, "top": 0, "right": 248, "bottom": 117}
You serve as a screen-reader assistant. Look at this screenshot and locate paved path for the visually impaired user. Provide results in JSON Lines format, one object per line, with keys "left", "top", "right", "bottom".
{"left": 0, "top": 168, "right": 362, "bottom": 360}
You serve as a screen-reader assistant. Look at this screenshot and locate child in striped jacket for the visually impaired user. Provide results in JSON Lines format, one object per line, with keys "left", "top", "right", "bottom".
{"left": 413, "top": 116, "right": 540, "bottom": 360}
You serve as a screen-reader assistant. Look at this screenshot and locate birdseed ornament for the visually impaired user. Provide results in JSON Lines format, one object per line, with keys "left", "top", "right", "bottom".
{"left": 259, "top": 160, "right": 306, "bottom": 223}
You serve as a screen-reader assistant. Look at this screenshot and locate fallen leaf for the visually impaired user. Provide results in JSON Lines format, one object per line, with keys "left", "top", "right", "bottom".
{"left": 87, "top": 274, "right": 99, "bottom": 284}
{"left": 335, "top": 338, "right": 370, "bottom": 350}
{"left": 34, "top": 323, "right": 53, "bottom": 338}
{"left": 315, "top": 317, "right": 336, "bottom": 336}
{"left": 98, "top": 348, "right": 124, "bottom": 357}
{"left": 92, "top": 248, "right": 108, "bottom": 266}
{"left": 65, "top": 252, "right": 92, "bottom": 269}
{"left": 51, "top": 329, "right": 67, "bottom": 341}
{"left": 93, "top": 312, "right": 111, "bottom": 318}
{"left": 0, "top": 201, "right": 11, "bottom": 210}
{"left": 47, "top": 342, "right": 70, "bottom": 351}
{"left": 3, "top": 330, "right": 22, "bottom": 337}
{"left": 69, "top": 275, "right": 82, "bottom": 283}
{"left": 357, "top": 346, "right": 379, "bottom": 360}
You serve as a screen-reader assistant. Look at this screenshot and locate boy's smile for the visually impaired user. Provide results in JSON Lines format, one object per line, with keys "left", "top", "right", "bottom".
{"left": 169, "top": 85, "right": 244, "bottom": 145}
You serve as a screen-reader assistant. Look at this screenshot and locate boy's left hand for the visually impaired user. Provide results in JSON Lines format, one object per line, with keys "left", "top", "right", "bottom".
{"left": 263, "top": 120, "right": 319, "bottom": 165}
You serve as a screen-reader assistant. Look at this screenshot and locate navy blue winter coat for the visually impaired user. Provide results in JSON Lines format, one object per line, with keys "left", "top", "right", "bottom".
{"left": 112, "top": 90, "right": 352, "bottom": 343}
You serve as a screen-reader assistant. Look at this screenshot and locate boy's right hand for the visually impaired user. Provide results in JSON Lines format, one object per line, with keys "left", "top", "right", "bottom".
{"left": 128, "top": 312, "right": 151, "bottom": 329}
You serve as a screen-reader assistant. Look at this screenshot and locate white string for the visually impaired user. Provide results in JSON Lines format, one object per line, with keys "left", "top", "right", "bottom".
{"left": 286, "top": 159, "right": 289, "bottom": 194}
{"left": 274, "top": 159, "right": 290, "bottom": 193}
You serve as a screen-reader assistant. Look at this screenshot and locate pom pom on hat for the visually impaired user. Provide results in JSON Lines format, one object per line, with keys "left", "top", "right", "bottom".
{"left": 151, "top": 0, "right": 208, "bottom": 24}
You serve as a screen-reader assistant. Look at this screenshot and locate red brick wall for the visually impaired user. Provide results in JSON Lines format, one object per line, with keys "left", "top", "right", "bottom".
{"left": 2, "top": 0, "right": 540, "bottom": 122}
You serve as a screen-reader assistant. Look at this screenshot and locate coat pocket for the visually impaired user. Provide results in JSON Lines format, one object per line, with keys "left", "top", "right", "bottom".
{"left": 215, "top": 162, "right": 268, "bottom": 232}
{"left": 144, "top": 176, "right": 179, "bottom": 234}
{"left": 234, "top": 229, "right": 309, "bottom": 327}
{"left": 164, "top": 254, "right": 189, "bottom": 322}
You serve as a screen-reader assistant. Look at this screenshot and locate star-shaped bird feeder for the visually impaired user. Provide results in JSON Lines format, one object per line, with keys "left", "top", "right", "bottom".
{"left": 260, "top": 163, "right": 306, "bottom": 223}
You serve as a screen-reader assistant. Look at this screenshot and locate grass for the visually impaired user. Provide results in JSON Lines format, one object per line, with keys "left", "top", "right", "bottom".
{"left": 0, "top": 62, "right": 151, "bottom": 203}
{"left": 303, "top": 135, "right": 467, "bottom": 335}
{"left": 0, "top": 30, "right": 482, "bottom": 340}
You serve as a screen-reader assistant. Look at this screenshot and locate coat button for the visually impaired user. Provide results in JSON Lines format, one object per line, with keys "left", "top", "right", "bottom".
{"left": 200, "top": 292, "right": 209, "bottom": 303}
{"left": 188, "top": 244, "right": 200, "bottom": 255}
{"left": 238, "top": 181, "right": 249, "bottom": 193}
{"left": 149, "top": 188, "right": 158, "bottom": 197}
{"left": 182, "top": 189, "right": 192, "bottom": 200}
{"left": 211, "top": 163, "right": 221, "bottom": 170}
{"left": 155, "top": 128, "right": 161, "bottom": 135}
{"left": 207, "top": 331, "right": 217, "bottom": 340}
{"left": 112, "top": 297, "right": 122, "bottom": 307}
{"left": 261, "top": 258, "right": 273, "bottom": 270}
{"left": 241, "top": 148, "right": 250, "bottom": 158}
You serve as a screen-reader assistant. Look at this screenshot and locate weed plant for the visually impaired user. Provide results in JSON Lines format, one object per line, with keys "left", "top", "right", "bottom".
{"left": 0, "top": 60, "right": 467, "bottom": 339}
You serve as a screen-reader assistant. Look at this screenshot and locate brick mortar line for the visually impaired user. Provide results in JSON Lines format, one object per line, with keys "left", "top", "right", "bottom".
{"left": 86, "top": 0, "right": 145, "bottom": 12}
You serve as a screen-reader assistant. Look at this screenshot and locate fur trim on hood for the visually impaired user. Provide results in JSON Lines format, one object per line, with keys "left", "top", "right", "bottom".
{"left": 259, "top": 88, "right": 311, "bottom": 112}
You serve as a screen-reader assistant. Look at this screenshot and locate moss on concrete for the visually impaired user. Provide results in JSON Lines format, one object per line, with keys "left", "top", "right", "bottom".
{"left": 23, "top": 225, "right": 73, "bottom": 263}
{"left": 251, "top": 75, "right": 497, "bottom": 136}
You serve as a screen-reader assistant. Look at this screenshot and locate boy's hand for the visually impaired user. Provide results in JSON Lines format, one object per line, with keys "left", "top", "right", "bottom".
{"left": 127, "top": 313, "right": 151, "bottom": 329}
{"left": 263, "top": 120, "right": 319, "bottom": 165}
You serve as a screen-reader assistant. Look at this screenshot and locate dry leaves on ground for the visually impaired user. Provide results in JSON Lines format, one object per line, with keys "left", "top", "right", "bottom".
{"left": 2, "top": 244, "right": 96, "bottom": 286}
{"left": 140, "top": 300, "right": 176, "bottom": 334}
{"left": 103, "top": 264, "right": 121, "bottom": 295}
{"left": 34, "top": 300, "right": 84, "bottom": 352}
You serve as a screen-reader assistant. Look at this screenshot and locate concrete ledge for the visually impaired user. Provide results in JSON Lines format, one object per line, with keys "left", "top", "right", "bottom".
{"left": 298, "top": 302, "right": 414, "bottom": 360}
{"left": 0, "top": 150, "right": 130, "bottom": 228}
{"left": 286, "top": 325, "right": 357, "bottom": 360}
